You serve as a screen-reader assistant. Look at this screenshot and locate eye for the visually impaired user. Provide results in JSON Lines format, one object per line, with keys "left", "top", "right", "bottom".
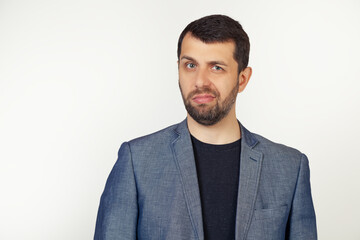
{"left": 186, "top": 63, "right": 196, "bottom": 69}
{"left": 211, "top": 65, "right": 223, "bottom": 71}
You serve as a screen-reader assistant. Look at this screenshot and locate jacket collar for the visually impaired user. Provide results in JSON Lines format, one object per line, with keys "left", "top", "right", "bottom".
{"left": 173, "top": 118, "right": 259, "bottom": 148}
{"left": 172, "top": 119, "right": 263, "bottom": 240}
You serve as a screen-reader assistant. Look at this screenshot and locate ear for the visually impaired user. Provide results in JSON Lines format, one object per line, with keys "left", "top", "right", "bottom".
{"left": 238, "top": 67, "right": 252, "bottom": 93}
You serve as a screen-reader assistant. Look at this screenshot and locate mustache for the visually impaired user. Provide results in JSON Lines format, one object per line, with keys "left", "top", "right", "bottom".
{"left": 187, "top": 87, "right": 219, "bottom": 100}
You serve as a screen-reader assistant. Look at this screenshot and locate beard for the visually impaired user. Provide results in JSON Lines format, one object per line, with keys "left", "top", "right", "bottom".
{"left": 179, "top": 79, "right": 239, "bottom": 126}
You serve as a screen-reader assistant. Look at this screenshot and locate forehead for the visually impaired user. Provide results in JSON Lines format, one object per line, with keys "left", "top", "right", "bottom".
{"left": 180, "top": 33, "right": 236, "bottom": 62}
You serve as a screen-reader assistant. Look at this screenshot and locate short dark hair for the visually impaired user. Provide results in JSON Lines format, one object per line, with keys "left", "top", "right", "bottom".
{"left": 177, "top": 14, "right": 250, "bottom": 73}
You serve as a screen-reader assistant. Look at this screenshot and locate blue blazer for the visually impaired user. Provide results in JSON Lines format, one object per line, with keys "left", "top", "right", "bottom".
{"left": 95, "top": 120, "right": 317, "bottom": 239}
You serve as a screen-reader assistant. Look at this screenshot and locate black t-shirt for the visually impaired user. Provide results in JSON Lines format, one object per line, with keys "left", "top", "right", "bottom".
{"left": 191, "top": 135, "right": 241, "bottom": 240}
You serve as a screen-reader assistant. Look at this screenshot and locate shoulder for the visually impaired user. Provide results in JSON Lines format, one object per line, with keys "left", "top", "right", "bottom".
{"left": 123, "top": 121, "right": 185, "bottom": 153}
{"left": 247, "top": 129, "right": 307, "bottom": 169}
{"left": 117, "top": 121, "right": 187, "bottom": 170}
{"left": 245, "top": 129, "right": 310, "bottom": 186}
{"left": 253, "top": 132, "right": 302, "bottom": 157}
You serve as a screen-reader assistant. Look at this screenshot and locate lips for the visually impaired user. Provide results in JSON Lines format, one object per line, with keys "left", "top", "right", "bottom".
{"left": 192, "top": 94, "right": 215, "bottom": 104}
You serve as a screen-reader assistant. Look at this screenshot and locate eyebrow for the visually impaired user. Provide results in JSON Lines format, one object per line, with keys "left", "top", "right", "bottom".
{"left": 209, "top": 60, "right": 228, "bottom": 67}
{"left": 180, "top": 55, "right": 196, "bottom": 62}
{"left": 180, "top": 55, "right": 228, "bottom": 67}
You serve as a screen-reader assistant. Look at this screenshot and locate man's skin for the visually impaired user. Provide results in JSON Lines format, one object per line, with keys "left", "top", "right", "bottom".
{"left": 178, "top": 33, "right": 252, "bottom": 143}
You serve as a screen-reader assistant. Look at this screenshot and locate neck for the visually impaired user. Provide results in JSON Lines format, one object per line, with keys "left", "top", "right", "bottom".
{"left": 187, "top": 109, "right": 241, "bottom": 144}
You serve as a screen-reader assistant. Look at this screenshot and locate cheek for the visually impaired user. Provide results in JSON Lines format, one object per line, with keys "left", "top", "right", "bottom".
{"left": 178, "top": 79, "right": 190, "bottom": 94}
{"left": 179, "top": 75, "right": 194, "bottom": 91}
{"left": 179, "top": 70, "right": 191, "bottom": 82}
{"left": 215, "top": 83, "right": 232, "bottom": 98}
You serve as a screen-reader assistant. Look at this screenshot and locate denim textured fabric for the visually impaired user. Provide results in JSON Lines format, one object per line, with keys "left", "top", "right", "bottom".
{"left": 94, "top": 119, "right": 317, "bottom": 240}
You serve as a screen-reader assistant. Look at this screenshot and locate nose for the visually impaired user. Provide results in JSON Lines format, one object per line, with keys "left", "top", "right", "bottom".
{"left": 195, "top": 67, "right": 211, "bottom": 88}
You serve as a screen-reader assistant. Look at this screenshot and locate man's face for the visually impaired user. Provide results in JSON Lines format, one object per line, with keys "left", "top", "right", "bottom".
{"left": 178, "top": 33, "right": 241, "bottom": 126}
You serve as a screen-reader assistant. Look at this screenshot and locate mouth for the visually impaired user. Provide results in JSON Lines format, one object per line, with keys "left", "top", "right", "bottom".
{"left": 192, "top": 94, "right": 216, "bottom": 104}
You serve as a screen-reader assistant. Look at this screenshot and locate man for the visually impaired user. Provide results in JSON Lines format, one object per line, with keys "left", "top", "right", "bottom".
{"left": 95, "top": 15, "right": 317, "bottom": 240}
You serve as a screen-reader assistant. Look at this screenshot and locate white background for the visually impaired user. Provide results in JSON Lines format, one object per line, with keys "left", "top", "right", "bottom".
{"left": 1, "top": 0, "right": 359, "bottom": 239}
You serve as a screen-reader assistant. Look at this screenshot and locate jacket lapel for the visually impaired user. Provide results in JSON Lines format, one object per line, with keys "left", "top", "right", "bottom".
{"left": 171, "top": 120, "right": 204, "bottom": 240}
{"left": 170, "top": 120, "right": 262, "bottom": 240}
{"left": 235, "top": 124, "right": 263, "bottom": 240}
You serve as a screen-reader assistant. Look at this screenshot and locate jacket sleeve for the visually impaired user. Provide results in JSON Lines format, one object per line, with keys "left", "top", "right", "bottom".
{"left": 286, "top": 154, "right": 317, "bottom": 239}
{"left": 94, "top": 142, "right": 138, "bottom": 240}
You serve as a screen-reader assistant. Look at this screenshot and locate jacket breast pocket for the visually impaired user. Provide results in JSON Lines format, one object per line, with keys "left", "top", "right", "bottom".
{"left": 253, "top": 205, "right": 288, "bottom": 220}
{"left": 247, "top": 205, "right": 288, "bottom": 240}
